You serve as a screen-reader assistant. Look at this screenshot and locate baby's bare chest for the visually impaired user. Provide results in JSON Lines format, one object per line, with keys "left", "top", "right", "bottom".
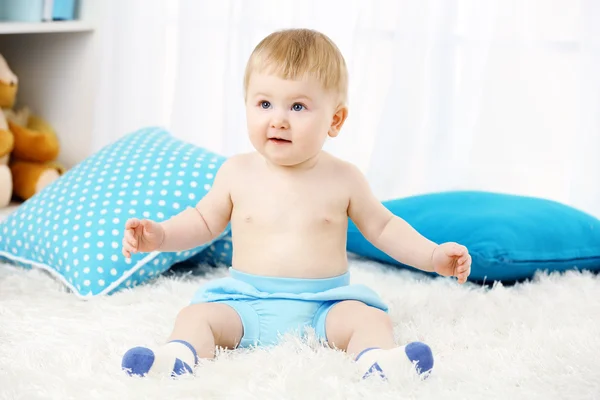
{"left": 231, "top": 178, "right": 349, "bottom": 230}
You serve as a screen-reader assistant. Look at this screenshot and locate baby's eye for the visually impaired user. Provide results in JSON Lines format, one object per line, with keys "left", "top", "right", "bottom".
{"left": 292, "top": 103, "right": 305, "bottom": 112}
{"left": 260, "top": 101, "right": 271, "bottom": 109}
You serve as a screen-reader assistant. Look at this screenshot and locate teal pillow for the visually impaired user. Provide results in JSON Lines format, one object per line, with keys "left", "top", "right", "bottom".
{"left": 0, "top": 127, "right": 229, "bottom": 297}
{"left": 346, "top": 191, "right": 600, "bottom": 282}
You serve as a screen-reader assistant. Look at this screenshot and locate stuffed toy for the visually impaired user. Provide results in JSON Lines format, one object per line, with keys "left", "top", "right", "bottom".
{"left": 0, "top": 53, "right": 65, "bottom": 208}
{"left": 0, "top": 54, "right": 16, "bottom": 208}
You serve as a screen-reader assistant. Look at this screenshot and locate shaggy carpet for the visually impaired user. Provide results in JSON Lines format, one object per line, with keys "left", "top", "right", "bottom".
{"left": 1, "top": 253, "right": 599, "bottom": 400}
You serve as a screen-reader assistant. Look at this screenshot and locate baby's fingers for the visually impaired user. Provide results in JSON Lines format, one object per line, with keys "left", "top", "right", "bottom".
{"left": 122, "top": 233, "right": 138, "bottom": 256}
{"left": 445, "top": 243, "right": 468, "bottom": 257}
{"left": 456, "top": 263, "right": 469, "bottom": 275}
{"left": 125, "top": 218, "right": 141, "bottom": 230}
{"left": 458, "top": 252, "right": 471, "bottom": 266}
{"left": 122, "top": 240, "right": 135, "bottom": 258}
{"left": 455, "top": 258, "right": 471, "bottom": 284}
{"left": 124, "top": 229, "right": 138, "bottom": 246}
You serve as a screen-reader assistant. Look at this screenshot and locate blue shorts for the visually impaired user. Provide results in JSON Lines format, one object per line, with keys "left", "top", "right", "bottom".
{"left": 190, "top": 268, "right": 389, "bottom": 348}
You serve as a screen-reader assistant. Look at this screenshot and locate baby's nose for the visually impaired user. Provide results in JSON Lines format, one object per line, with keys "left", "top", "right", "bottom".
{"left": 270, "top": 117, "right": 289, "bottom": 129}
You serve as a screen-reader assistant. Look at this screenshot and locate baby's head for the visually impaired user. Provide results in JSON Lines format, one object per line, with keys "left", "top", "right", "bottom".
{"left": 244, "top": 29, "right": 349, "bottom": 167}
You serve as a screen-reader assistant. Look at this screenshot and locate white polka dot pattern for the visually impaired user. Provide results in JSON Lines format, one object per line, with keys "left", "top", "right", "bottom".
{"left": 0, "top": 127, "right": 230, "bottom": 298}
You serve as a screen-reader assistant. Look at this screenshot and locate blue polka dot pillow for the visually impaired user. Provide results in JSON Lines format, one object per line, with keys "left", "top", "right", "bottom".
{"left": 0, "top": 127, "right": 230, "bottom": 298}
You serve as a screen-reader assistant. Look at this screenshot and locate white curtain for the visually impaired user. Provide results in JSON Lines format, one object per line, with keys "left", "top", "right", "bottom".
{"left": 92, "top": 0, "right": 600, "bottom": 218}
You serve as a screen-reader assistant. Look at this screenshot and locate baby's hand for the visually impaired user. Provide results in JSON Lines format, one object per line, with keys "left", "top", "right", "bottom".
{"left": 431, "top": 242, "right": 472, "bottom": 284}
{"left": 122, "top": 218, "right": 165, "bottom": 258}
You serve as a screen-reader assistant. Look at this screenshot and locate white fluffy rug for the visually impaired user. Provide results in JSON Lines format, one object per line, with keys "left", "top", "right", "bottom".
{"left": 1, "top": 256, "right": 599, "bottom": 400}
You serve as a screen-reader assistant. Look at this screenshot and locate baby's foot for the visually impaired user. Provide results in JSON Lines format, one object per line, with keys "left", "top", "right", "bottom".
{"left": 121, "top": 340, "right": 198, "bottom": 377}
{"left": 355, "top": 342, "right": 434, "bottom": 380}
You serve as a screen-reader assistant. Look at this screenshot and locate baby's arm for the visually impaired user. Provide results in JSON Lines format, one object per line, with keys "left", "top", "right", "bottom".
{"left": 346, "top": 165, "right": 437, "bottom": 272}
{"left": 156, "top": 158, "right": 235, "bottom": 252}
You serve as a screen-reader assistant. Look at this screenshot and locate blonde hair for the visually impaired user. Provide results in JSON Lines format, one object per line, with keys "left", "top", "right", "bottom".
{"left": 244, "top": 29, "right": 348, "bottom": 106}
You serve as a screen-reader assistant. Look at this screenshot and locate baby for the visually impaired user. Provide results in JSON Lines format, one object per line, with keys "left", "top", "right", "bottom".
{"left": 121, "top": 29, "right": 471, "bottom": 380}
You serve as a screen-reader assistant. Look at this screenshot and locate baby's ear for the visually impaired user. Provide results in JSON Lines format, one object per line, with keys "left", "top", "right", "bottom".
{"left": 328, "top": 106, "right": 348, "bottom": 138}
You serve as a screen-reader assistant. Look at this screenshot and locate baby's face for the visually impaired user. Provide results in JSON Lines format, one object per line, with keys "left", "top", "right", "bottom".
{"left": 245, "top": 73, "right": 340, "bottom": 167}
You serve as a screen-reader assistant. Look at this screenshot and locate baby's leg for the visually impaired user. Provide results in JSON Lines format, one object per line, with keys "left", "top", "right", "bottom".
{"left": 122, "top": 303, "right": 242, "bottom": 377}
{"left": 325, "top": 300, "right": 433, "bottom": 379}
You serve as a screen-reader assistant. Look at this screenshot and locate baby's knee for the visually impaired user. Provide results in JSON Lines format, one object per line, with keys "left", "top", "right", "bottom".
{"left": 359, "top": 304, "right": 393, "bottom": 329}
{"left": 334, "top": 300, "right": 391, "bottom": 328}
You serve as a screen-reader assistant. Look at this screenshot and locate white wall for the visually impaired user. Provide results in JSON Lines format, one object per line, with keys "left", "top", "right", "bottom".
{"left": 6, "top": 0, "right": 596, "bottom": 217}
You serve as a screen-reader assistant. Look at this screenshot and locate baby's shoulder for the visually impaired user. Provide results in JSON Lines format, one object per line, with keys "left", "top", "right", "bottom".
{"left": 320, "top": 152, "right": 362, "bottom": 179}
{"left": 318, "top": 153, "right": 368, "bottom": 196}
{"left": 215, "top": 152, "right": 261, "bottom": 184}
{"left": 219, "top": 152, "right": 259, "bottom": 171}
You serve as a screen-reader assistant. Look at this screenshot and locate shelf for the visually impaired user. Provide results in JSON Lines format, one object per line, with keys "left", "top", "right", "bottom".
{"left": 0, "top": 21, "right": 93, "bottom": 35}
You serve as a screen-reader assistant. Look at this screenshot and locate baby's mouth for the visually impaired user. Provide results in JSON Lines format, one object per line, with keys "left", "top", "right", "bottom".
{"left": 269, "top": 138, "right": 292, "bottom": 144}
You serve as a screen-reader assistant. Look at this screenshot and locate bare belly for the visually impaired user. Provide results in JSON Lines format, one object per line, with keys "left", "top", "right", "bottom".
{"left": 230, "top": 225, "right": 349, "bottom": 278}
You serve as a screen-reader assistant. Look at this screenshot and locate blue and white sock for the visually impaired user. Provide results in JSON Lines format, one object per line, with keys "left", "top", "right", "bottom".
{"left": 121, "top": 340, "right": 199, "bottom": 377}
{"left": 355, "top": 342, "right": 434, "bottom": 380}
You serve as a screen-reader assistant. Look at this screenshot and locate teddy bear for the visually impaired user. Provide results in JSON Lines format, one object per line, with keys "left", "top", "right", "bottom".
{"left": 0, "top": 54, "right": 16, "bottom": 208}
{"left": 0, "top": 53, "right": 65, "bottom": 208}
